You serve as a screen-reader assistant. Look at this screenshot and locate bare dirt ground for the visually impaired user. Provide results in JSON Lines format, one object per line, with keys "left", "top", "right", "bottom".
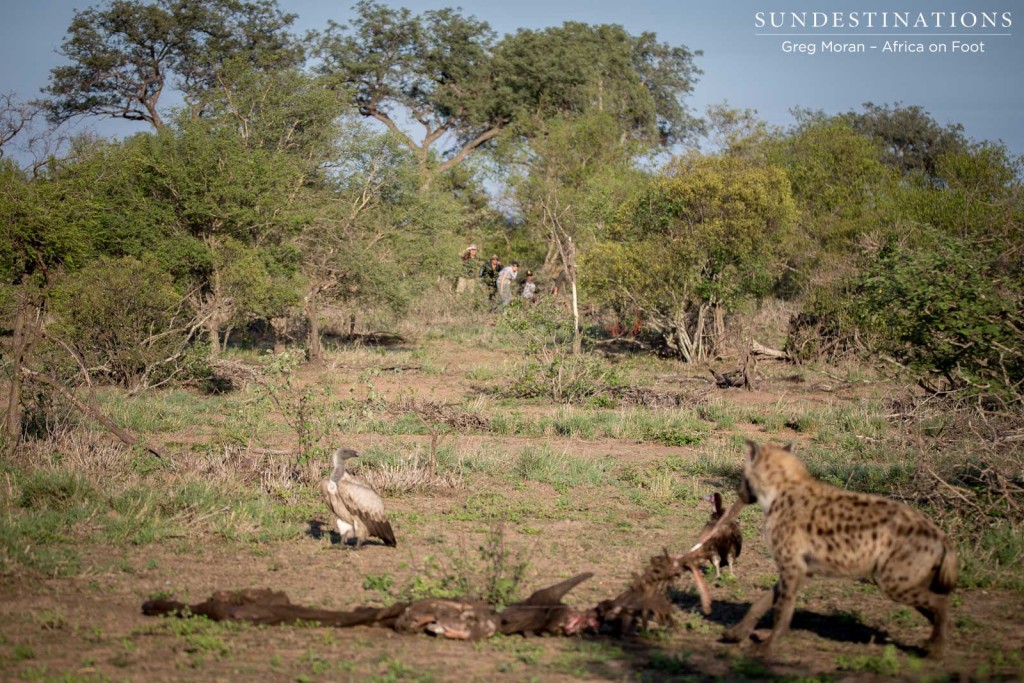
{"left": 2, "top": 335, "right": 1023, "bottom": 682}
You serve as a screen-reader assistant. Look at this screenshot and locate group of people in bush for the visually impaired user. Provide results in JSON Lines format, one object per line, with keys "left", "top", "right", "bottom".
{"left": 459, "top": 244, "right": 538, "bottom": 306}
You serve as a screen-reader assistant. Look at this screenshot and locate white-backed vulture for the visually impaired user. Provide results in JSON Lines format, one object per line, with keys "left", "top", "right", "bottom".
{"left": 320, "top": 448, "right": 396, "bottom": 548}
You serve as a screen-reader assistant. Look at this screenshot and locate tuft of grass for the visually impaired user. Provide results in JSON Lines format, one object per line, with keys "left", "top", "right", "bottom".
{"left": 836, "top": 644, "right": 904, "bottom": 676}
{"left": 958, "top": 521, "right": 1024, "bottom": 591}
{"left": 18, "top": 470, "right": 96, "bottom": 511}
{"left": 511, "top": 445, "right": 613, "bottom": 492}
{"left": 362, "top": 573, "right": 395, "bottom": 595}
{"left": 447, "top": 492, "right": 542, "bottom": 523}
{"left": 34, "top": 609, "right": 68, "bottom": 631}
{"left": 367, "top": 656, "right": 437, "bottom": 683}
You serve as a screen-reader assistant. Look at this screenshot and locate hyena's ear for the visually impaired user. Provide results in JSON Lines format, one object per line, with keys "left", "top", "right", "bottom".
{"left": 744, "top": 440, "right": 761, "bottom": 464}
{"left": 782, "top": 442, "right": 795, "bottom": 453}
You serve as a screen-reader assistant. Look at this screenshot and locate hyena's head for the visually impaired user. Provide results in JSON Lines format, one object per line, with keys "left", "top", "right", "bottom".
{"left": 738, "top": 440, "right": 806, "bottom": 510}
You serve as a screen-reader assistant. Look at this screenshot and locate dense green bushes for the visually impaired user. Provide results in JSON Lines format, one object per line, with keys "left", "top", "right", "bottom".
{"left": 857, "top": 230, "right": 1023, "bottom": 398}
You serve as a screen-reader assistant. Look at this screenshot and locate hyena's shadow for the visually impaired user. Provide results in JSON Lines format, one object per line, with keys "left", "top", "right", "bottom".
{"left": 670, "top": 589, "right": 920, "bottom": 652}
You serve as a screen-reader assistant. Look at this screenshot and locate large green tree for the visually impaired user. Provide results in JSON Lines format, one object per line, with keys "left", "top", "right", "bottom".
{"left": 315, "top": 1, "right": 701, "bottom": 187}
{"left": 586, "top": 155, "right": 796, "bottom": 361}
{"left": 841, "top": 102, "right": 967, "bottom": 179}
{"left": 851, "top": 142, "right": 1024, "bottom": 397}
{"left": 0, "top": 153, "right": 103, "bottom": 442}
{"left": 44, "top": 0, "right": 302, "bottom": 129}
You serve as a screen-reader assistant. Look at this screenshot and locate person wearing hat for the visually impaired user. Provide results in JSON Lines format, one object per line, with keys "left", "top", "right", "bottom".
{"left": 496, "top": 260, "right": 520, "bottom": 306}
{"left": 460, "top": 244, "right": 480, "bottom": 278}
{"left": 454, "top": 243, "right": 481, "bottom": 294}
{"left": 479, "top": 254, "right": 502, "bottom": 299}
{"left": 520, "top": 270, "right": 538, "bottom": 302}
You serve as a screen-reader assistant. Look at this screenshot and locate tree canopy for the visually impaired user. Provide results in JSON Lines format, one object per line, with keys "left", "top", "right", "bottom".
{"left": 586, "top": 155, "right": 796, "bottom": 361}
{"left": 315, "top": 1, "right": 702, "bottom": 186}
{"left": 44, "top": 0, "right": 303, "bottom": 128}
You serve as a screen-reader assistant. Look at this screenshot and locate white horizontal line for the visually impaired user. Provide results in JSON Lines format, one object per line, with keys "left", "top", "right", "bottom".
{"left": 756, "top": 33, "right": 1011, "bottom": 36}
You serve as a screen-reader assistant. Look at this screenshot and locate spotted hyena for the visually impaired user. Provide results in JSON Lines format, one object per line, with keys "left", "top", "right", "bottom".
{"left": 723, "top": 441, "right": 957, "bottom": 657}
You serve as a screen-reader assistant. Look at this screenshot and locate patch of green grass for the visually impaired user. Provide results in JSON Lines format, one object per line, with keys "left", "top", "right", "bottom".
{"left": 33, "top": 609, "right": 68, "bottom": 632}
{"left": 96, "top": 389, "right": 217, "bottom": 434}
{"left": 615, "top": 464, "right": 679, "bottom": 506}
{"left": 1, "top": 461, "right": 311, "bottom": 578}
{"left": 399, "top": 527, "right": 528, "bottom": 609}
{"left": 650, "top": 446, "right": 742, "bottom": 485}
{"left": 647, "top": 650, "right": 693, "bottom": 674}
{"left": 367, "top": 657, "right": 436, "bottom": 683}
{"left": 297, "top": 648, "right": 348, "bottom": 676}
{"left": 18, "top": 470, "right": 97, "bottom": 511}
{"left": 744, "top": 407, "right": 789, "bottom": 432}
{"left": 362, "top": 573, "right": 395, "bottom": 595}
{"left": 480, "top": 634, "right": 545, "bottom": 664}
{"left": 550, "top": 640, "right": 624, "bottom": 678}
{"left": 136, "top": 614, "right": 243, "bottom": 660}
{"left": 886, "top": 607, "right": 916, "bottom": 628}
{"left": 466, "top": 365, "right": 503, "bottom": 382}
{"left": 730, "top": 654, "right": 772, "bottom": 678}
{"left": 836, "top": 644, "right": 903, "bottom": 676}
{"left": 958, "top": 521, "right": 1024, "bottom": 591}
{"left": 0, "top": 505, "right": 84, "bottom": 577}
{"left": 696, "top": 401, "right": 737, "bottom": 429}
{"left": 446, "top": 492, "right": 543, "bottom": 523}
{"left": 511, "top": 445, "right": 613, "bottom": 491}
{"left": 13, "top": 643, "right": 36, "bottom": 661}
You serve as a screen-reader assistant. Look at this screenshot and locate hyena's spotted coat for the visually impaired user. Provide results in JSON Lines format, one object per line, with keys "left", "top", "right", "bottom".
{"left": 724, "top": 441, "right": 957, "bottom": 657}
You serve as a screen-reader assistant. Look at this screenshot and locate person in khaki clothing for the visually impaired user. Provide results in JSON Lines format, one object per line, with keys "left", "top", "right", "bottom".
{"left": 454, "top": 244, "right": 480, "bottom": 294}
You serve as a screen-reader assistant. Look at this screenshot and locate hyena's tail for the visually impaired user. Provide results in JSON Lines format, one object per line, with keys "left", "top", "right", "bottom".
{"left": 931, "top": 536, "right": 958, "bottom": 594}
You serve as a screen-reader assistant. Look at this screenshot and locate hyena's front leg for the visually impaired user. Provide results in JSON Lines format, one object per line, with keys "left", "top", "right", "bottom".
{"left": 722, "top": 582, "right": 777, "bottom": 643}
{"left": 759, "top": 570, "right": 803, "bottom": 652}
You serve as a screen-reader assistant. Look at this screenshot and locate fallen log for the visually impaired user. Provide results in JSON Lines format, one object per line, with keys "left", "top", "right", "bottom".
{"left": 751, "top": 339, "right": 790, "bottom": 361}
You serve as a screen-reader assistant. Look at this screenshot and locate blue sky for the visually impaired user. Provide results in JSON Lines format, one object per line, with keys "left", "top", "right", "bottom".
{"left": 2, "top": 0, "right": 1022, "bottom": 155}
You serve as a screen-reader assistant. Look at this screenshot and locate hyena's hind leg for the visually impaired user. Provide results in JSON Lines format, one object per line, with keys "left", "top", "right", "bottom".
{"left": 723, "top": 570, "right": 804, "bottom": 649}
{"left": 876, "top": 545, "right": 955, "bottom": 657}
{"left": 883, "top": 583, "right": 951, "bottom": 658}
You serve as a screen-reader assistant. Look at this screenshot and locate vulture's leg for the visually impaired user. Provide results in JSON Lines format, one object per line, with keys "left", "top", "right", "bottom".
{"left": 336, "top": 519, "right": 353, "bottom": 544}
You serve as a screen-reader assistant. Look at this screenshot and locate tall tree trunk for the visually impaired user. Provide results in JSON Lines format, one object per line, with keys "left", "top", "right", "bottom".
{"left": 668, "top": 303, "right": 709, "bottom": 364}
{"left": 693, "top": 303, "right": 708, "bottom": 362}
{"left": 206, "top": 317, "right": 222, "bottom": 356}
{"left": 712, "top": 300, "right": 725, "bottom": 357}
{"left": 307, "top": 293, "right": 322, "bottom": 361}
{"left": 570, "top": 275, "right": 581, "bottom": 356}
{"left": 4, "top": 297, "right": 37, "bottom": 448}
{"left": 221, "top": 326, "right": 233, "bottom": 353}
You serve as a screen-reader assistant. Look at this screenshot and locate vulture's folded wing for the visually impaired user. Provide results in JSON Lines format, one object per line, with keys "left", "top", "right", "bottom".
{"left": 338, "top": 477, "right": 397, "bottom": 546}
